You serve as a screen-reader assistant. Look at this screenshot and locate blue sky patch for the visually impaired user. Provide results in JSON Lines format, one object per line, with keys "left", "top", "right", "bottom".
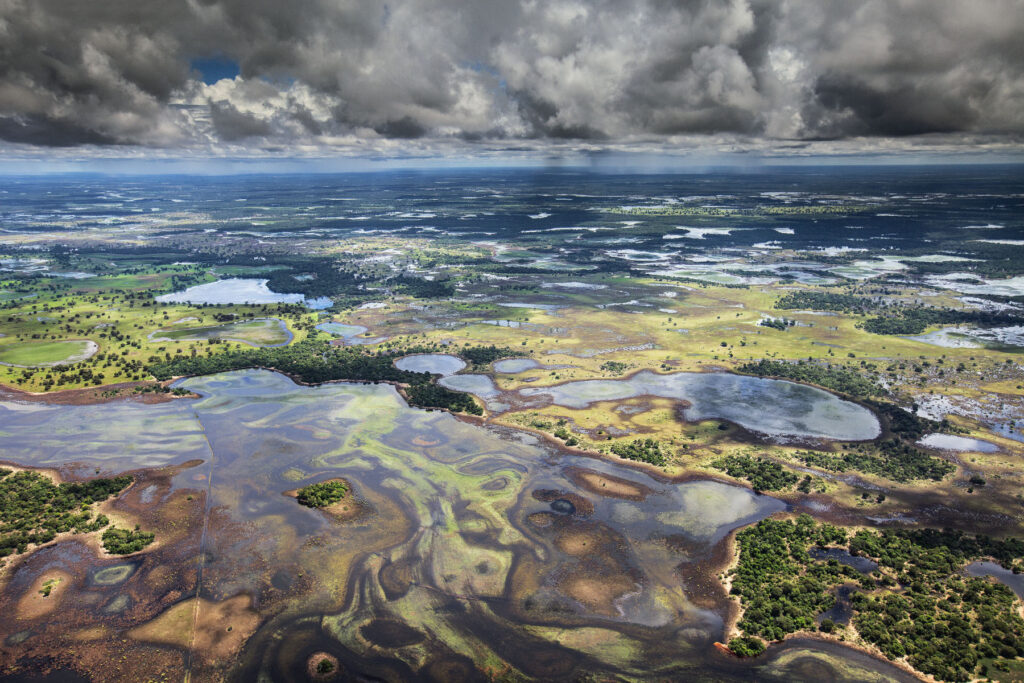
{"left": 191, "top": 57, "right": 240, "bottom": 85}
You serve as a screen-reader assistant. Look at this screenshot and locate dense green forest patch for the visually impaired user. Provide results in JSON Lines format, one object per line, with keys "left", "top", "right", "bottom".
{"left": 774, "top": 291, "right": 877, "bottom": 315}
{"left": 711, "top": 454, "right": 799, "bottom": 492}
{"left": 147, "top": 337, "right": 484, "bottom": 414}
{"left": 101, "top": 527, "right": 155, "bottom": 554}
{"left": 860, "top": 307, "right": 1024, "bottom": 336}
{"left": 758, "top": 317, "right": 792, "bottom": 331}
{"left": 727, "top": 515, "right": 1024, "bottom": 682}
{"left": 774, "top": 290, "right": 1023, "bottom": 335}
{"left": 736, "top": 359, "right": 884, "bottom": 398}
{"left": 458, "top": 345, "right": 517, "bottom": 368}
{"left": 0, "top": 469, "right": 144, "bottom": 559}
{"left": 404, "top": 383, "right": 483, "bottom": 415}
{"left": 296, "top": 480, "right": 349, "bottom": 508}
{"left": 796, "top": 440, "right": 955, "bottom": 483}
{"left": 609, "top": 438, "right": 669, "bottom": 466}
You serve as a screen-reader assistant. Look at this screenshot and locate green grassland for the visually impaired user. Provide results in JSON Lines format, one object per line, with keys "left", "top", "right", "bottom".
{"left": 0, "top": 339, "right": 95, "bottom": 367}
{"left": 2, "top": 240, "right": 1023, "bottom": 523}
{"left": 0, "top": 268, "right": 315, "bottom": 390}
{"left": 149, "top": 318, "right": 292, "bottom": 347}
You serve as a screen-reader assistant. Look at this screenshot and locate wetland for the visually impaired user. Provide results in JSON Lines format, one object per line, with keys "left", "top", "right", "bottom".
{"left": 0, "top": 370, "right": 913, "bottom": 682}
{"left": 1, "top": 167, "right": 1023, "bottom": 682}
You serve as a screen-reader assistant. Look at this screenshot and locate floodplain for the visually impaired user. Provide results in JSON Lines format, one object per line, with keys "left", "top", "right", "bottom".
{"left": 0, "top": 167, "right": 1023, "bottom": 682}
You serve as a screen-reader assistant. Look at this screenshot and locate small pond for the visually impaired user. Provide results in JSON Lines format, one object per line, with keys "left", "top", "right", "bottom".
{"left": 394, "top": 354, "right": 466, "bottom": 376}
{"left": 315, "top": 322, "right": 368, "bottom": 339}
{"left": 809, "top": 547, "right": 878, "bottom": 574}
{"left": 494, "top": 358, "right": 540, "bottom": 373}
{"left": 439, "top": 373, "right": 500, "bottom": 397}
{"left": 917, "top": 433, "right": 998, "bottom": 453}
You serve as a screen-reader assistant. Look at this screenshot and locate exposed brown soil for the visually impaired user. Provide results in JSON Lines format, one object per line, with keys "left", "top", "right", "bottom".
{"left": 0, "top": 380, "right": 193, "bottom": 406}
{"left": 527, "top": 512, "right": 555, "bottom": 528}
{"left": 308, "top": 651, "right": 341, "bottom": 680}
{"left": 15, "top": 570, "right": 71, "bottom": 620}
{"left": 566, "top": 467, "right": 654, "bottom": 501}
{"left": 283, "top": 478, "right": 370, "bottom": 523}
{"left": 129, "top": 593, "right": 260, "bottom": 666}
{"left": 561, "top": 574, "right": 638, "bottom": 616}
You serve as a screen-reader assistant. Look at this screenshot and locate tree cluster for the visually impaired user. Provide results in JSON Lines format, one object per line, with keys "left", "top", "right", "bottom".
{"left": 0, "top": 469, "right": 133, "bottom": 558}
{"left": 296, "top": 480, "right": 349, "bottom": 508}
{"left": 609, "top": 438, "right": 668, "bottom": 466}
{"left": 711, "top": 454, "right": 799, "bottom": 492}
{"left": 728, "top": 515, "right": 1024, "bottom": 682}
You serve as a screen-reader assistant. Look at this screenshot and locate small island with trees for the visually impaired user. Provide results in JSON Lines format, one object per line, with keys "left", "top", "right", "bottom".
{"left": 296, "top": 480, "right": 349, "bottom": 508}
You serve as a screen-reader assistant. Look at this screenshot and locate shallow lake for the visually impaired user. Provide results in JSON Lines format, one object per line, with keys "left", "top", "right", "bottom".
{"left": 439, "top": 373, "right": 500, "bottom": 397}
{"left": 903, "top": 327, "right": 982, "bottom": 349}
{"left": 149, "top": 318, "right": 292, "bottom": 347}
{"left": 519, "top": 370, "right": 880, "bottom": 441}
{"left": 0, "top": 370, "right": 912, "bottom": 682}
{"left": 918, "top": 433, "right": 998, "bottom": 453}
{"left": 394, "top": 353, "right": 466, "bottom": 376}
{"left": 156, "top": 278, "right": 331, "bottom": 309}
{"left": 494, "top": 358, "right": 541, "bottom": 373}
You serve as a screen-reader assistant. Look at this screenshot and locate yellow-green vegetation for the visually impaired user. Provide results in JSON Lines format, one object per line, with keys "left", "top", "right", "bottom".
{"left": 38, "top": 577, "right": 60, "bottom": 597}
{"left": 0, "top": 268, "right": 315, "bottom": 391}
{"left": 0, "top": 339, "right": 96, "bottom": 367}
{"left": 727, "top": 514, "right": 1024, "bottom": 683}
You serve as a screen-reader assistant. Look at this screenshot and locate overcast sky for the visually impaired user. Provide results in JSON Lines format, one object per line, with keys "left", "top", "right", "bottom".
{"left": 1, "top": 0, "right": 1022, "bottom": 165}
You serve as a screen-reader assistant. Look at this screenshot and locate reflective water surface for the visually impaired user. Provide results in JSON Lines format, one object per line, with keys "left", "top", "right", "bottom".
{"left": 518, "top": 370, "right": 880, "bottom": 440}
{"left": 0, "top": 370, "right": 913, "bottom": 681}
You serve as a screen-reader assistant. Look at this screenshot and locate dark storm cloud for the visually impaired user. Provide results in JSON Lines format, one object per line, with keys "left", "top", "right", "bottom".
{"left": 0, "top": 0, "right": 1021, "bottom": 152}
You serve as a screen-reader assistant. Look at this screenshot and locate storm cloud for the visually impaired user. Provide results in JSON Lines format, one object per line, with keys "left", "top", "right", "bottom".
{"left": 0, "top": 0, "right": 1021, "bottom": 155}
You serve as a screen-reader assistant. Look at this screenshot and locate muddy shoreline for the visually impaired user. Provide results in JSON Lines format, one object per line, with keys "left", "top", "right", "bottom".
{"left": 0, "top": 380, "right": 187, "bottom": 406}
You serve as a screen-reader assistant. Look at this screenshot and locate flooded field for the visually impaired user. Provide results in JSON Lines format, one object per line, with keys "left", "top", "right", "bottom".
{"left": 517, "top": 371, "right": 880, "bottom": 441}
{"left": 905, "top": 325, "right": 1024, "bottom": 350}
{"left": 149, "top": 318, "right": 292, "bottom": 347}
{"left": 0, "top": 370, "right": 913, "bottom": 681}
